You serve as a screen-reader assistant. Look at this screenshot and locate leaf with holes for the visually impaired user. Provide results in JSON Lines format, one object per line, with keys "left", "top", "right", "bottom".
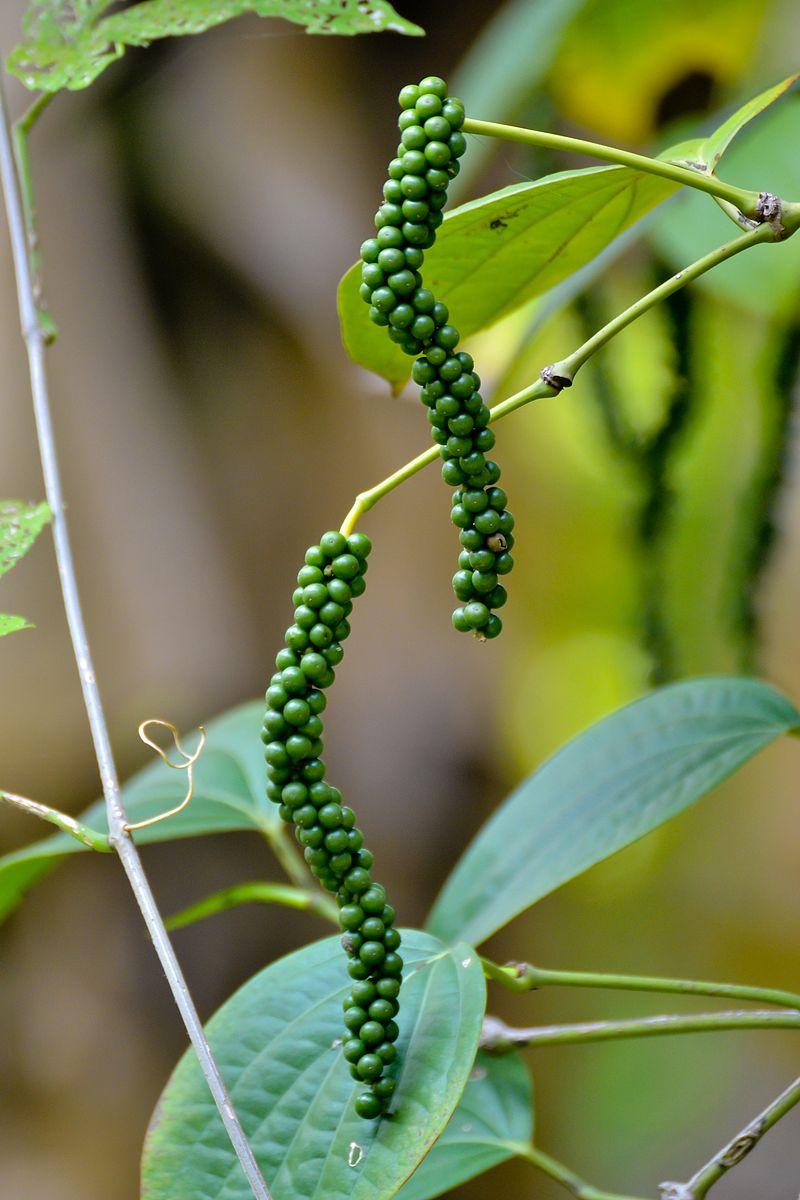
{"left": 339, "top": 165, "right": 677, "bottom": 389}
{"left": 396, "top": 1053, "right": 532, "bottom": 1200}
{"left": 141, "top": 931, "right": 486, "bottom": 1200}
{"left": 0, "top": 699, "right": 276, "bottom": 922}
{"left": 427, "top": 677, "right": 799, "bottom": 948}
{"left": 8, "top": 0, "right": 423, "bottom": 92}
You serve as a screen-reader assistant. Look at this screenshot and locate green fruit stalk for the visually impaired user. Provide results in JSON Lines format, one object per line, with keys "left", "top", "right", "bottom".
{"left": 262, "top": 531, "right": 400, "bottom": 1119}
{"left": 358, "top": 76, "right": 515, "bottom": 638}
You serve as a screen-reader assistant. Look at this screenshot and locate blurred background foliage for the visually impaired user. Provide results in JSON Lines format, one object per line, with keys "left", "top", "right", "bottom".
{"left": 1, "top": 0, "right": 799, "bottom": 1197}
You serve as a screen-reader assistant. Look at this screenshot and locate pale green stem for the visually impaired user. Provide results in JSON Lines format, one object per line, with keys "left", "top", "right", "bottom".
{"left": 341, "top": 225, "right": 775, "bottom": 536}
{"left": 668, "top": 1075, "right": 800, "bottom": 1198}
{"left": 480, "top": 1010, "right": 800, "bottom": 1052}
{"left": 11, "top": 92, "right": 56, "bottom": 341}
{"left": 518, "top": 1143, "right": 650, "bottom": 1200}
{"left": 555, "top": 223, "right": 775, "bottom": 379}
{"left": 166, "top": 881, "right": 338, "bottom": 932}
{"left": 481, "top": 956, "right": 800, "bottom": 1011}
{"left": 0, "top": 789, "right": 110, "bottom": 851}
{"left": 264, "top": 825, "right": 339, "bottom": 921}
{"left": 461, "top": 116, "right": 761, "bottom": 216}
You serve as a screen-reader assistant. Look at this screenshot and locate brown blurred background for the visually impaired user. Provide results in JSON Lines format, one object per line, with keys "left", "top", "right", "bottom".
{"left": 1, "top": 0, "right": 800, "bottom": 1196}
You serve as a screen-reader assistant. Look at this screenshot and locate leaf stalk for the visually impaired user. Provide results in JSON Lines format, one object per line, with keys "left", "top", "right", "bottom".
{"left": 480, "top": 955, "right": 800, "bottom": 1011}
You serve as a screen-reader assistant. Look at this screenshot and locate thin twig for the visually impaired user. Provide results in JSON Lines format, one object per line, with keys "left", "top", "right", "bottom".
{"left": 660, "top": 1075, "right": 800, "bottom": 1198}
{"left": 519, "top": 1142, "right": 650, "bottom": 1200}
{"left": 0, "top": 789, "right": 110, "bottom": 851}
{"left": 461, "top": 117, "right": 764, "bottom": 216}
{"left": 0, "top": 77, "right": 271, "bottom": 1200}
{"left": 479, "top": 1010, "right": 800, "bottom": 1052}
{"left": 167, "top": 880, "right": 339, "bottom": 931}
{"left": 481, "top": 956, "right": 800, "bottom": 1011}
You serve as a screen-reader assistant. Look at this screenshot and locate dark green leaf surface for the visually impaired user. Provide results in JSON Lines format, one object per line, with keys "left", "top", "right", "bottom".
{"left": 8, "top": 0, "right": 422, "bottom": 92}
{"left": 339, "top": 166, "right": 676, "bottom": 388}
{"left": 141, "top": 931, "right": 486, "bottom": 1200}
{"left": 0, "top": 499, "right": 51, "bottom": 578}
{"left": 427, "top": 678, "right": 799, "bottom": 948}
{"left": 699, "top": 74, "right": 798, "bottom": 171}
{"left": 396, "top": 1053, "right": 532, "bottom": 1200}
{"left": 0, "top": 699, "right": 274, "bottom": 922}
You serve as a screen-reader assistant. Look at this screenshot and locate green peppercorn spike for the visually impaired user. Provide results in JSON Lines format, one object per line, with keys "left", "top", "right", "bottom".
{"left": 263, "top": 531, "right": 401, "bottom": 1118}
{"left": 357, "top": 77, "right": 514, "bottom": 638}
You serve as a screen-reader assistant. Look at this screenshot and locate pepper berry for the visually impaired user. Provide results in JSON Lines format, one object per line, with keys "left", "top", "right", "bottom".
{"left": 358, "top": 76, "right": 515, "bottom": 638}
{"left": 263, "top": 531, "right": 402, "bottom": 1119}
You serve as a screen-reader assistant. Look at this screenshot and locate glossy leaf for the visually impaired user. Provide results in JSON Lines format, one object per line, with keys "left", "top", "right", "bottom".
{"left": 396, "top": 1053, "right": 532, "bottom": 1200}
{"left": 427, "top": 677, "right": 799, "bottom": 948}
{"left": 339, "top": 166, "right": 677, "bottom": 388}
{"left": 0, "top": 499, "right": 51, "bottom": 578}
{"left": 699, "top": 73, "right": 798, "bottom": 171}
{"left": 0, "top": 699, "right": 275, "bottom": 923}
{"left": 141, "top": 930, "right": 486, "bottom": 1200}
{"left": 8, "top": 0, "right": 423, "bottom": 92}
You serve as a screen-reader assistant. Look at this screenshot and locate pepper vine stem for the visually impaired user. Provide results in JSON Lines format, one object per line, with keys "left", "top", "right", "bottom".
{"left": 341, "top": 223, "right": 777, "bottom": 537}
{"left": 662, "top": 1074, "right": 800, "bottom": 1198}
{"left": 166, "top": 880, "right": 339, "bottom": 932}
{"left": 479, "top": 1009, "right": 800, "bottom": 1052}
{"left": 519, "top": 1143, "right": 650, "bottom": 1200}
{"left": 0, "top": 78, "right": 272, "bottom": 1200}
{"left": 11, "top": 91, "right": 55, "bottom": 341}
{"left": 0, "top": 789, "right": 111, "bottom": 851}
{"left": 461, "top": 116, "right": 762, "bottom": 216}
{"left": 481, "top": 956, "right": 800, "bottom": 1011}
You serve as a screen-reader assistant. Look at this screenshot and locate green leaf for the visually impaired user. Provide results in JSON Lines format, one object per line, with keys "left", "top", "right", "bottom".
{"left": 396, "top": 1053, "right": 532, "bottom": 1200}
{"left": 0, "top": 499, "right": 51, "bottom": 578}
{"left": 427, "top": 677, "right": 799, "bottom": 948}
{"left": 0, "top": 613, "right": 33, "bottom": 637}
{"left": 650, "top": 100, "right": 800, "bottom": 320}
{"left": 141, "top": 930, "right": 486, "bottom": 1200}
{"left": 8, "top": 0, "right": 423, "bottom": 92}
{"left": 340, "top": 166, "right": 677, "bottom": 388}
{"left": 699, "top": 74, "right": 799, "bottom": 171}
{"left": 0, "top": 699, "right": 275, "bottom": 923}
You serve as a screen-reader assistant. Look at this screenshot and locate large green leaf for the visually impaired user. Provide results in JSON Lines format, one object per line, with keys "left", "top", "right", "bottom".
{"left": 699, "top": 74, "right": 799, "bottom": 171}
{"left": 651, "top": 101, "right": 800, "bottom": 319}
{"left": 141, "top": 930, "right": 486, "bottom": 1200}
{"left": 427, "top": 677, "right": 799, "bottom": 948}
{"left": 0, "top": 499, "right": 51, "bottom": 578}
{"left": 0, "top": 699, "right": 275, "bottom": 923}
{"left": 396, "top": 1053, "right": 532, "bottom": 1200}
{"left": 339, "top": 166, "right": 677, "bottom": 388}
{"left": 8, "top": 0, "right": 422, "bottom": 92}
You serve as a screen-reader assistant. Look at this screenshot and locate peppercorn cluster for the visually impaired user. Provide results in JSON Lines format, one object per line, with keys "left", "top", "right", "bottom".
{"left": 358, "top": 75, "right": 515, "bottom": 639}
{"left": 262, "top": 530, "right": 401, "bottom": 1120}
